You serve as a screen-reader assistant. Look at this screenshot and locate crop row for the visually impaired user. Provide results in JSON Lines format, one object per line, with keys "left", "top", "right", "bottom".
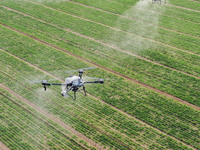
{"left": 1, "top": 29, "right": 199, "bottom": 149}
{"left": 1, "top": 48, "right": 196, "bottom": 149}
{"left": 111, "top": 0, "right": 200, "bottom": 24}
{"left": 0, "top": 90, "right": 87, "bottom": 150}
{"left": 0, "top": 8, "right": 199, "bottom": 107}
{"left": 1, "top": 52, "right": 136, "bottom": 149}
{"left": 0, "top": 18, "right": 199, "bottom": 129}
{"left": 1, "top": 0, "right": 199, "bottom": 71}
{"left": 34, "top": 0, "right": 200, "bottom": 54}
{"left": 0, "top": 6, "right": 198, "bottom": 105}
{"left": 1, "top": 1, "right": 199, "bottom": 74}
{"left": 0, "top": 61, "right": 184, "bottom": 149}
{"left": 68, "top": 0, "right": 200, "bottom": 29}
{"left": 0, "top": 11, "right": 199, "bottom": 106}
{"left": 1, "top": 1, "right": 199, "bottom": 71}
{"left": 0, "top": 51, "right": 165, "bottom": 149}
{"left": 167, "top": 0, "right": 200, "bottom": 11}
{"left": 3, "top": 0, "right": 200, "bottom": 67}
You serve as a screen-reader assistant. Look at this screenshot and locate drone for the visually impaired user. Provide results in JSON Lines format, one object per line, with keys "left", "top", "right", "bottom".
{"left": 142, "top": 0, "right": 166, "bottom": 5}
{"left": 32, "top": 67, "right": 105, "bottom": 100}
{"left": 152, "top": 0, "right": 166, "bottom": 4}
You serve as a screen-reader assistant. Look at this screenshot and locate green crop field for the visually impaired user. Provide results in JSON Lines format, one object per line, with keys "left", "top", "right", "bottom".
{"left": 0, "top": 0, "right": 199, "bottom": 149}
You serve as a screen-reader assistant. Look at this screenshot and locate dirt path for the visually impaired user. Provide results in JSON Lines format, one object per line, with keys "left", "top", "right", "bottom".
{"left": 1, "top": 23, "right": 200, "bottom": 111}
{"left": 1, "top": 5, "right": 200, "bottom": 80}
{"left": 1, "top": 49, "right": 197, "bottom": 150}
{"left": 0, "top": 83, "right": 104, "bottom": 150}
{"left": 0, "top": 141, "right": 10, "bottom": 150}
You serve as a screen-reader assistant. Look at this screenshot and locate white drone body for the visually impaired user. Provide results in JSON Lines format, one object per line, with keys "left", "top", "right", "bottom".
{"left": 37, "top": 67, "right": 104, "bottom": 100}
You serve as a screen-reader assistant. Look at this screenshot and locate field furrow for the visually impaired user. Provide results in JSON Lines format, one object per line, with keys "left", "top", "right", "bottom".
{"left": 24, "top": 0, "right": 200, "bottom": 56}
{"left": 67, "top": 0, "right": 200, "bottom": 37}
{"left": 1, "top": 0, "right": 199, "bottom": 149}
{"left": 1, "top": 1, "right": 199, "bottom": 67}
{"left": 1, "top": 54, "right": 195, "bottom": 149}
{"left": 1, "top": 4, "right": 199, "bottom": 80}
{"left": 2, "top": 23, "right": 200, "bottom": 109}
{"left": 1, "top": 26, "right": 200, "bottom": 149}
{"left": 69, "top": 0, "right": 200, "bottom": 32}
{"left": 0, "top": 5, "right": 199, "bottom": 106}
{"left": 1, "top": 48, "right": 194, "bottom": 150}
{"left": 0, "top": 84, "right": 101, "bottom": 150}
{"left": 0, "top": 87, "right": 93, "bottom": 149}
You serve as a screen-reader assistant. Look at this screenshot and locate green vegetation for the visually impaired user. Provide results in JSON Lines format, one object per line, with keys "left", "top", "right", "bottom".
{"left": 1, "top": 25, "right": 200, "bottom": 149}
{"left": 0, "top": 90, "right": 89, "bottom": 150}
{"left": 0, "top": 2, "right": 199, "bottom": 106}
{"left": 0, "top": 0, "right": 199, "bottom": 149}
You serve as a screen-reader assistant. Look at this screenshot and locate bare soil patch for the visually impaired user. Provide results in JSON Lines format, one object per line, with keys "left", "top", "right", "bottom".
{"left": 0, "top": 141, "right": 10, "bottom": 150}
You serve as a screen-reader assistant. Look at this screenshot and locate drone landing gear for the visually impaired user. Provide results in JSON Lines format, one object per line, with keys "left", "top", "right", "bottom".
{"left": 44, "top": 85, "right": 47, "bottom": 91}
{"left": 82, "top": 86, "right": 87, "bottom": 96}
{"left": 152, "top": 0, "right": 161, "bottom": 5}
{"left": 72, "top": 86, "right": 87, "bottom": 100}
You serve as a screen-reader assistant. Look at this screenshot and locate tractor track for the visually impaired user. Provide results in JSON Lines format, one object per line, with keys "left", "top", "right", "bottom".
{"left": 1, "top": 5, "right": 200, "bottom": 80}
{"left": 0, "top": 141, "right": 10, "bottom": 150}
{"left": 1, "top": 23, "right": 200, "bottom": 112}
{"left": 1, "top": 49, "right": 197, "bottom": 150}
{"left": 0, "top": 84, "right": 104, "bottom": 150}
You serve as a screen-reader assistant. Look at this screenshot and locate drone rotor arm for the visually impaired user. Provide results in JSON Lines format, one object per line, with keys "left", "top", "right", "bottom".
{"left": 66, "top": 67, "right": 97, "bottom": 74}
{"left": 42, "top": 83, "right": 66, "bottom": 86}
{"left": 85, "top": 80, "right": 104, "bottom": 84}
{"left": 42, "top": 83, "right": 66, "bottom": 91}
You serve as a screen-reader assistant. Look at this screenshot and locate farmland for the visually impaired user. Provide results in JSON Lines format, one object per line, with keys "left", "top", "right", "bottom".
{"left": 0, "top": 0, "right": 200, "bottom": 149}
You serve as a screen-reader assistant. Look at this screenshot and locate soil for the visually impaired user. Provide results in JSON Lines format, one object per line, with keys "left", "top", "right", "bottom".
{"left": 0, "top": 141, "right": 10, "bottom": 150}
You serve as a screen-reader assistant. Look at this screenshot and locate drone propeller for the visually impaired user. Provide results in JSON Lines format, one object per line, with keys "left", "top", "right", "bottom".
{"left": 28, "top": 79, "right": 55, "bottom": 84}
{"left": 84, "top": 76, "right": 112, "bottom": 81}
{"left": 66, "top": 67, "right": 96, "bottom": 74}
